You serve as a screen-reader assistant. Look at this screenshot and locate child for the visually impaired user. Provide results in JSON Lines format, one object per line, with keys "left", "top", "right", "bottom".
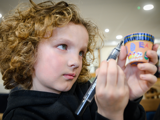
{"left": 0, "top": 0, "right": 158, "bottom": 120}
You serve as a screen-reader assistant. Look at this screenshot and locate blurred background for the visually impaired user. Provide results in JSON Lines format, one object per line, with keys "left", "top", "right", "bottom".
{"left": 1, "top": 0, "right": 160, "bottom": 43}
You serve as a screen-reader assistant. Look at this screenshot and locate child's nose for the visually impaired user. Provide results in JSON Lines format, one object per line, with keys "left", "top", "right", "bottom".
{"left": 68, "top": 54, "right": 80, "bottom": 69}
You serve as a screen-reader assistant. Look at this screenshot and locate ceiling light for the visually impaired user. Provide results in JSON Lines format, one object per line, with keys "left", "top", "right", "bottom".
{"left": 0, "top": 14, "right": 2, "bottom": 18}
{"left": 143, "top": 4, "right": 154, "bottom": 10}
{"left": 105, "top": 29, "right": 109, "bottom": 33}
{"left": 116, "top": 35, "right": 122, "bottom": 39}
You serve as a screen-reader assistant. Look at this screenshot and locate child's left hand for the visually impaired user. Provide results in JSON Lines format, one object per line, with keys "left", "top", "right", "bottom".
{"left": 117, "top": 44, "right": 159, "bottom": 100}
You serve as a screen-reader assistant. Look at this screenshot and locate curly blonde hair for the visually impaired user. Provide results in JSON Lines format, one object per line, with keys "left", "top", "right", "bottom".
{"left": 0, "top": 0, "right": 102, "bottom": 89}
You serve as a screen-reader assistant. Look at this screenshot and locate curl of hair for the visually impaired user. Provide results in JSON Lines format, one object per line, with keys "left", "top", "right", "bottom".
{"left": 0, "top": 0, "right": 103, "bottom": 89}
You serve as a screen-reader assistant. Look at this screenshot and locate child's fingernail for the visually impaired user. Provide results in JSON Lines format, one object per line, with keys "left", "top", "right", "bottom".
{"left": 140, "top": 75, "right": 145, "bottom": 79}
{"left": 139, "top": 64, "right": 144, "bottom": 69}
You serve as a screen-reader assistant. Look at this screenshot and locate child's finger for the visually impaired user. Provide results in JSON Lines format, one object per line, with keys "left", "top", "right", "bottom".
{"left": 147, "top": 50, "right": 158, "bottom": 64}
{"left": 96, "top": 61, "right": 108, "bottom": 90}
{"left": 117, "top": 46, "right": 127, "bottom": 71}
{"left": 95, "top": 68, "right": 99, "bottom": 76}
{"left": 140, "top": 74, "right": 157, "bottom": 88}
{"left": 138, "top": 63, "right": 157, "bottom": 74}
{"left": 117, "top": 66, "right": 125, "bottom": 88}
{"left": 152, "top": 44, "right": 159, "bottom": 52}
{"left": 107, "top": 59, "right": 118, "bottom": 87}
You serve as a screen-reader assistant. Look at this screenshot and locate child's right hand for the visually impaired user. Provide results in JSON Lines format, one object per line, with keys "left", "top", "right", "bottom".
{"left": 95, "top": 59, "right": 129, "bottom": 120}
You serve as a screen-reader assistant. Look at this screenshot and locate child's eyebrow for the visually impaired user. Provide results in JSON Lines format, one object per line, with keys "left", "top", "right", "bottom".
{"left": 52, "top": 38, "right": 88, "bottom": 49}
{"left": 51, "top": 38, "right": 74, "bottom": 45}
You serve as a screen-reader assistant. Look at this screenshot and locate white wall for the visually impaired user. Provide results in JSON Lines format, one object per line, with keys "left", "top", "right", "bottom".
{"left": 100, "top": 46, "right": 115, "bottom": 62}
{"left": 0, "top": 73, "right": 10, "bottom": 93}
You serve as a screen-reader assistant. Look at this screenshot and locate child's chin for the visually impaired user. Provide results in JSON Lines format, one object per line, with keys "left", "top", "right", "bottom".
{"left": 62, "top": 85, "right": 72, "bottom": 92}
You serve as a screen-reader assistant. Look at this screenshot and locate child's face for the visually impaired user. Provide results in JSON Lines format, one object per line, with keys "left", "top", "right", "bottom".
{"left": 32, "top": 22, "right": 89, "bottom": 94}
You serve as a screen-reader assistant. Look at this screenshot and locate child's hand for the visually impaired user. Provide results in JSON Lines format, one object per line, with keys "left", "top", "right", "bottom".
{"left": 117, "top": 44, "right": 159, "bottom": 100}
{"left": 95, "top": 60, "right": 129, "bottom": 120}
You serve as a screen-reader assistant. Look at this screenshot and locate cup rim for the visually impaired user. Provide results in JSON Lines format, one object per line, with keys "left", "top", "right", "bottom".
{"left": 124, "top": 32, "right": 154, "bottom": 45}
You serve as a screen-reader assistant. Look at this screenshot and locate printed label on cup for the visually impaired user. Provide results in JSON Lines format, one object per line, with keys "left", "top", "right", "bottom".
{"left": 124, "top": 33, "right": 154, "bottom": 65}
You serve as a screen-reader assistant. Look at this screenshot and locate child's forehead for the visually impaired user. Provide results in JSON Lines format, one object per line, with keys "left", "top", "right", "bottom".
{"left": 51, "top": 23, "right": 88, "bottom": 37}
{"left": 42, "top": 22, "right": 89, "bottom": 47}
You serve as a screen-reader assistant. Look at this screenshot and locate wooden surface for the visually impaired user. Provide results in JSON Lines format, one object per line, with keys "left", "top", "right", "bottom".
{"left": 90, "top": 73, "right": 96, "bottom": 77}
{"left": 152, "top": 78, "right": 160, "bottom": 90}
{"left": 140, "top": 99, "right": 160, "bottom": 111}
{"left": 0, "top": 114, "right": 3, "bottom": 120}
{"left": 155, "top": 78, "right": 160, "bottom": 86}
{"left": 140, "top": 78, "right": 160, "bottom": 111}
{"left": 152, "top": 84, "right": 160, "bottom": 91}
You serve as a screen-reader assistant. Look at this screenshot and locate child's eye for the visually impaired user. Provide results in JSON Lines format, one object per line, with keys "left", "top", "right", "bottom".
{"left": 79, "top": 51, "right": 84, "bottom": 57}
{"left": 57, "top": 44, "right": 67, "bottom": 50}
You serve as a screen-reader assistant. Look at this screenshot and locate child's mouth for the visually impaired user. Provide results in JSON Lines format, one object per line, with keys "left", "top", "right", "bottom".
{"left": 63, "top": 73, "right": 75, "bottom": 80}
